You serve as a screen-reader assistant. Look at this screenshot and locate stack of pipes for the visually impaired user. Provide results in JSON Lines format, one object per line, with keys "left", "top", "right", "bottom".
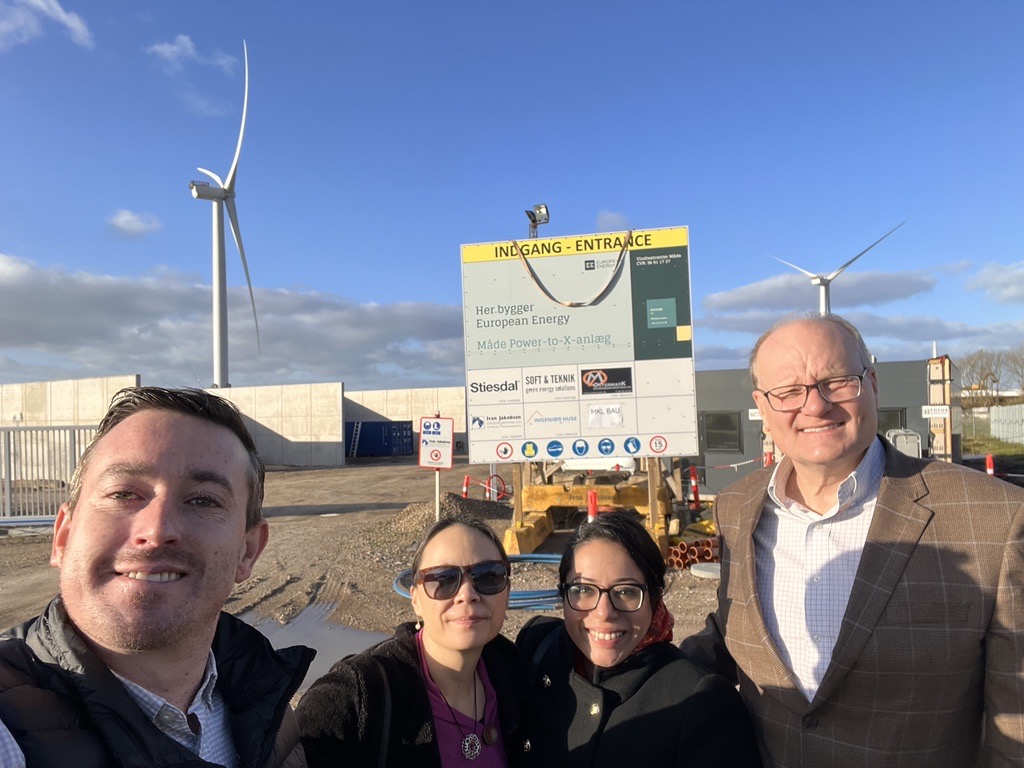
{"left": 667, "top": 537, "right": 720, "bottom": 570}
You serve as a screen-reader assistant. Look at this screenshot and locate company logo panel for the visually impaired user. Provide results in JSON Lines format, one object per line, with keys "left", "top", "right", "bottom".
{"left": 582, "top": 400, "right": 639, "bottom": 433}
{"left": 525, "top": 402, "right": 580, "bottom": 438}
{"left": 580, "top": 366, "right": 634, "bottom": 396}
{"left": 522, "top": 365, "right": 579, "bottom": 402}
{"left": 467, "top": 404, "right": 525, "bottom": 440}
{"left": 467, "top": 368, "right": 523, "bottom": 405}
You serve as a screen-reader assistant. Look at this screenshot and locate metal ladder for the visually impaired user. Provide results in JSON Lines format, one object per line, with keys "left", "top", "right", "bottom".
{"left": 348, "top": 421, "right": 361, "bottom": 458}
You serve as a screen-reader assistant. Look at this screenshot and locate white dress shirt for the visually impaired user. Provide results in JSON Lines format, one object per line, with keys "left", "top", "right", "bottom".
{"left": 753, "top": 437, "right": 885, "bottom": 700}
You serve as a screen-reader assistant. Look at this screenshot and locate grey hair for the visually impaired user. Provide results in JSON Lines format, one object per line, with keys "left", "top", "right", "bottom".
{"left": 749, "top": 312, "right": 872, "bottom": 388}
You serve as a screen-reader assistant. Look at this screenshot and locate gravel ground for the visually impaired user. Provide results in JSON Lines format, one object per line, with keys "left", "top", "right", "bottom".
{"left": 0, "top": 460, "right": 719, "bottom": 646}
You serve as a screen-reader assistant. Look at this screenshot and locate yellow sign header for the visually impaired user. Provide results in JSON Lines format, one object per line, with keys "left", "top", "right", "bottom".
{"left": 461, "top": 226, "right": 689, "bottom": 264}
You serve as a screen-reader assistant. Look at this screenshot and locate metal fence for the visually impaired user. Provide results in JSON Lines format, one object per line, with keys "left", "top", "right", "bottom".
{"left": 990, "top": 404, "right": 1024, "bottom": 446}
{"left": 1, "top": 426, "right": 97, "bottom": 522}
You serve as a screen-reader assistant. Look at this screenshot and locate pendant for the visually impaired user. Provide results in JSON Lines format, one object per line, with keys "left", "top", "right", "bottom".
{"left": 462, "top": 733, "right": 482, "bottom": 760}
{"left": 482, "top": 725, "right": 498, "bottom": 745}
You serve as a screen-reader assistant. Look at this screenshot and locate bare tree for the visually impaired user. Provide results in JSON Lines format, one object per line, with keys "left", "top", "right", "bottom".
{"left": 1004, "top": 343, "right": 1024, "bottom": 395}
{"left": 958, "top": 350, "right": 987, "bottom": 392}
{"left": 957, "top": 349, "right": 1006, "bottom": 407}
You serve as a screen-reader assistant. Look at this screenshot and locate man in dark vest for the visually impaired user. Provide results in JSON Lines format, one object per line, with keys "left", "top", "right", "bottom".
{"left": 0, "top": 387, "right": 314, "bottom": 767}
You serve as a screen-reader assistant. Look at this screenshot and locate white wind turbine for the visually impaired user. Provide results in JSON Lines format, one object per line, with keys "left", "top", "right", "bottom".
{"left": 189, "top": 40, "right": 259, "bottom": 388}
{"left": 774, "top": 221, "right": 906, "bottom": 315}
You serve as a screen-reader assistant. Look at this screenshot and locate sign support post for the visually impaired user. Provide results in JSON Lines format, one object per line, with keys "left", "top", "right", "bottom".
{"left": 434, "top": 468, "right": 441, "bottom": 522}
{"left": 418, "top": 414, "right": 455, "bottom": 522}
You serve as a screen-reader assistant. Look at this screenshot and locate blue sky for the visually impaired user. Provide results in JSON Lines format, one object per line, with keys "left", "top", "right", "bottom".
{"left": 1, "top": 1, "right": 1021, "bottom": 390}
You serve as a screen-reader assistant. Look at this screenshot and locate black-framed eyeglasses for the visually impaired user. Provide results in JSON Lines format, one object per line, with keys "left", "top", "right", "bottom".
{"left": 756, "top": 367, "right": 869, "bottom": 413}
{"left": 561, "top": 582, "right": 647, "bottom": 613}
{"left": 414, "top": 560, "right": 510, "bottom": 600}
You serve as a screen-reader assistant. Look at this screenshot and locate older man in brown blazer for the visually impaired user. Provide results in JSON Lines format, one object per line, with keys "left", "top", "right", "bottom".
{"left": 681, "top": 315, "right": 1024, "bottom": 768}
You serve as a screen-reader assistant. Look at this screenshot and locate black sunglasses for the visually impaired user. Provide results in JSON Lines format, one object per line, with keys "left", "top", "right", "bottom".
{"left": 414, "top": 560, "right": 510, "bottom": 600}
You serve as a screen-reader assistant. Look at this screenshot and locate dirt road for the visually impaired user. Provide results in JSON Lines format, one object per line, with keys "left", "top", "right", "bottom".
{"left": 0, "top": 458, "right": 718, "bottom": 648}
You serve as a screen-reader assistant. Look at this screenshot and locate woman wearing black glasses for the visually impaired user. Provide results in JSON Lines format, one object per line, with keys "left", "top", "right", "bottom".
{"left": 516, "top": 511, "right": 761, "bottom": 768}
{"left": 298, "top": 512, "right": 539, "bottom": 767}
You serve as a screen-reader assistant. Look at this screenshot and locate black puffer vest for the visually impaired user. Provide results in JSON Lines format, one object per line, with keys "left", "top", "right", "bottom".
{"left": 0, "top": 597, "right": 314, "bottom": 767}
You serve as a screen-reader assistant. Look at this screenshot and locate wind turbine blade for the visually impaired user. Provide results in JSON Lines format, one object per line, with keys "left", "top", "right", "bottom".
{"left": 826, "top": 220, "right": 907, "bottom": 281}
{"left": 197, "top": 167, "right": 225, "bottom": 187}
{"left": 772, "top": 256, "right": 818, "bottom": 278}
{"left": 225, "top": 196, "right": 261, "bottom": 354}
{"left": 225, "top": 40, "right": 248, "bottom": 191}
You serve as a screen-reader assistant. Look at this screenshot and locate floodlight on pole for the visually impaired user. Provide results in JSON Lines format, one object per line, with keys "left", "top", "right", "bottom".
{"left": 525, "top": 203, "right": 550, "bottom": 238}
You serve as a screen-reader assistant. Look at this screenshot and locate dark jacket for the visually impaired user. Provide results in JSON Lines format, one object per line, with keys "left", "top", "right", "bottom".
{"left": 297, "top": 622, "right": 539, "bottom": 767}
{"left": 517, "top": 616, "right": 761, "bottom": 768}
{"left": 0, "top": 597, "right": 315, "bottom": 768}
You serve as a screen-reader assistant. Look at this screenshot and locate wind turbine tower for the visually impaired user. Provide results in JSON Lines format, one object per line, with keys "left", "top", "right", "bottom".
{"left": 774, "top": 221, "right": 906, "bottom": 315}
{"left": 189, "top": 40, "right": 260, "bottom": 388}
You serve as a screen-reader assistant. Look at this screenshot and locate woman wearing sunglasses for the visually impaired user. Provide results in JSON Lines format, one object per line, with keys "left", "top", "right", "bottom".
{"left": 516, "top": 511, "right": 761, "bottom": 767}
{"left": 298, "top": 512, "right": 539, "bottom": 767}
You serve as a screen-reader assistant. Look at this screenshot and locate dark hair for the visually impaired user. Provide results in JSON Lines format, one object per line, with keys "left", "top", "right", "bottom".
{"left": 749, "top": 312, "right": 873, "bottom": 388}
{"left": 410, "top": 512, "right": 509, "bottom": 574}
{"left": 559, "top": 511, "right": 666, "bottom": 606}
{"left": 68, "top": 387, "right": 265, "bottom": 530}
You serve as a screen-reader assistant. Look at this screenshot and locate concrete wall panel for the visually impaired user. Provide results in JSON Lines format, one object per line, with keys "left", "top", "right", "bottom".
{"left": 0, "top": 376, "right": 137, "bottom": 427}
{"left": 49, "top": 381, "right": 76, "bottom": 423}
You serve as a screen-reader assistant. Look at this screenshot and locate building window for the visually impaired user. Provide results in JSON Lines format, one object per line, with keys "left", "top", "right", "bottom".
{"left": 700, "top": 411, "right": 743, "bottom": 453}
{"left": 877, "top": 408, "right": 906, "bottom": 435}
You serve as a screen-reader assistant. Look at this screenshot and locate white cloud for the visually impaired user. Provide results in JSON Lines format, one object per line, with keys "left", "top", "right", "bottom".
{"left": 2, "top": 254, "right": 1021, "bottom": 391}
{"left": 596, "top": 210, "right": 629, "bottom": 232}
{"left": 693, "top": 307, "right": 1024, "bottom": 375}
{"left": 0, "top": 255, "right": 465, "bottom": 390}
{"left": 702, "top": 271, "right": 936, "bottom": 313}
{"left": 0, "top": 0, "right": 92, "bottom": 51}
{"left": 145, "top": 34, "right": 237, "bottom": 76}
{"left": 145, "top": 33, "right": 198, "bottom": 73}
{"left": 0, "top": 4, "right": 41, "bottom": 51}
{"left": 107, "top": 209, "right": 162, "bottom": 239}
{"left": 180, "top": 88, "right": 233, "bottom": 117}
{"left": 966, "top": 261, "right": 1024, "bottom": 305}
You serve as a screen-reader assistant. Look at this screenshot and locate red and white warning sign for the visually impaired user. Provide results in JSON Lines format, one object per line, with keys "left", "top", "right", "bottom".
{"left": 419, "top": 417, "right": 455, "bottom": 469}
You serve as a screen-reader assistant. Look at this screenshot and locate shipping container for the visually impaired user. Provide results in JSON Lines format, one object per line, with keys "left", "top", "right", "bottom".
{"left": 344, "top": 421, "right": 414, "bottom": 457}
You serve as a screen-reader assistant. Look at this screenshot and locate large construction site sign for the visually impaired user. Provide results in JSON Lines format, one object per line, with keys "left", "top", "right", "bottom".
{"left": 461, "top": 226, "right": 697, "bottom": 464}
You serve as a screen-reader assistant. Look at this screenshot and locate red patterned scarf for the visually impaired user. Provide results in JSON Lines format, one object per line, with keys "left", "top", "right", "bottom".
{"left": 633, "top": 598, "right": 674, "bottom": 653}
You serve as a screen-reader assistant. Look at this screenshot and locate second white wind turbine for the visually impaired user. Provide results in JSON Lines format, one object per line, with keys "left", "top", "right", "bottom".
{"left": 774, "top": 221, "right": 906, "bottom": 315}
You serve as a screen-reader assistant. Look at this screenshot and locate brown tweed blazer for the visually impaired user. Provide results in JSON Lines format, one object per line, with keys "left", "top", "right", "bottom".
{"left": 680, "top": 439, "right": 1024, "bottom": 768}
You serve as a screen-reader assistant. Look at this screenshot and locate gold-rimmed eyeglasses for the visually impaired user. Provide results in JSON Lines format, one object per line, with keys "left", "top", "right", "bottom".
{"left": 756, "top": 367, "right": 869, "bottom": 413}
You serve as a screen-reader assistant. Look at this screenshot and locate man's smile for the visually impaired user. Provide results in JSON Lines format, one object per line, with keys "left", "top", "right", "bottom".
{"left": 122, "top": 571, "right": 184, "bottom": 582}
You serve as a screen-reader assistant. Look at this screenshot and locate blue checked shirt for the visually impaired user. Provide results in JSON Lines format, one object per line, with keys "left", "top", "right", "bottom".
{"left": 113, "top": 650, "right": 237, "bottom": 767}
{"left": 0, "top": 715, "right": 25, "bottom": 768}
{"left": 0, "top": 650, "right": 237, "bottom": 767}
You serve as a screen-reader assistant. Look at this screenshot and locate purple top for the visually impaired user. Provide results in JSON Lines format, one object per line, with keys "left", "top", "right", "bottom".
{"left": 416, "top": 630, "right": 508, "bottom": 767}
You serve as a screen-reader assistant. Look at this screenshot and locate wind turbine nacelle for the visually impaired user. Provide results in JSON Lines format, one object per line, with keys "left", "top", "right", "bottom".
{"left": 190, "top": 181, "right": 227, "bottom": 201}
